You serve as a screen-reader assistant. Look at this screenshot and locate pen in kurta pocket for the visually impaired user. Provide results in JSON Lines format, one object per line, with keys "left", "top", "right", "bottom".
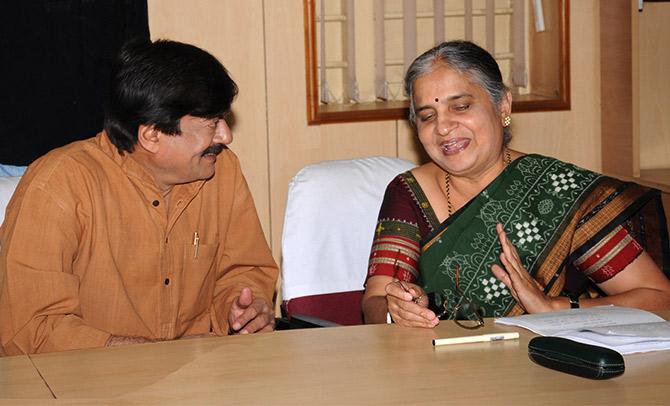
{"left": 193, "top": 231, "right": 200, "bottom": 258}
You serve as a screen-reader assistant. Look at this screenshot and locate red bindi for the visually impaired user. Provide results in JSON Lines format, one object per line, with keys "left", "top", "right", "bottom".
{"left": 434, "top": 97, "right": 439, "bottom": 102}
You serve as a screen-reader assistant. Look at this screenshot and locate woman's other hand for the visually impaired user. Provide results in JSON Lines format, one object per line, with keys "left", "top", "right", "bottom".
{"left": 385, "top": 280, "right": 439, "bottom": 328}
{"left": 363, "top": 275, "right": 439, "bottom": 327}
{"left": 490, "top": 223, "right": 562, "bottom": 313}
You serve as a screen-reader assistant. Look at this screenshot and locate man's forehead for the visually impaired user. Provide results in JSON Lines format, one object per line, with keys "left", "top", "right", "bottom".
{"left": 181, "top": 115, "right": 216, "bottom": 127}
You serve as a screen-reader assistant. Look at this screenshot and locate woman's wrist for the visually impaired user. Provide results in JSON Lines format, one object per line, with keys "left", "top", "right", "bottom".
{"left": 362, "top": 295, "right": 390, "bottom": 324}
{"left": 549, "top": 296, "right": 571, "bottom": 312}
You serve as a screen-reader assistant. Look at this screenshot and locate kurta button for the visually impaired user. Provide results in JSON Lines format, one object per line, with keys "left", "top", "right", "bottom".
{"left": 152, "top": 200, "right": 160, "bottom": 207}
{"left": 164, "top": 278, "right": 170, "bottom": 285}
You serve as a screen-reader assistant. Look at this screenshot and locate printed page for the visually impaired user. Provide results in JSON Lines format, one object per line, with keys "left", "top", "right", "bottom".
{"left": 553, "top": 322, "right": 670, "bottom": 354}
{"left": 494, "top": 306, "right": 664, "bottom": 336}
{"left": 584, "top": 320, "right": 670, "bottom": 338}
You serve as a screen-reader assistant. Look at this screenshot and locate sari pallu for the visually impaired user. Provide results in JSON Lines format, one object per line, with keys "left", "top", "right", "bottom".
{"left": 419, "top": 154, "right": 670, "bottom": 317}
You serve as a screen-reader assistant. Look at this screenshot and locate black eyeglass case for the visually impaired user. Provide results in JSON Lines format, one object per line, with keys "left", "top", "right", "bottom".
{"left": 528, "top": 336, "right": 625, "bottom": 380}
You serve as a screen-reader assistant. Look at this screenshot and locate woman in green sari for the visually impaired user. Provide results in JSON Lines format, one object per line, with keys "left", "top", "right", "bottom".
{"left": 362, "top": 41, "right": 670, "bottom": 327}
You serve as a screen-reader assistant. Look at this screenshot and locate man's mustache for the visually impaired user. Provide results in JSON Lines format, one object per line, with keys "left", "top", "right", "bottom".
{"left": 201, "top": 144, "right": 226, "bottom": 157}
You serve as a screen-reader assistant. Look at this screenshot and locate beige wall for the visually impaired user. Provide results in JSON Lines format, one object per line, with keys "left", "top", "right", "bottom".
{"left": 148, "top": 0, "right": 601, "bottom": 264}
{"left": 637, "top": 2, "right": 670, "bottom": 170}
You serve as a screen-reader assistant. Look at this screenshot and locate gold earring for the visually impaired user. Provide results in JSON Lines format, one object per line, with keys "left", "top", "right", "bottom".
{"left": 502, "top": 116, "right": 511, "bottom": 127}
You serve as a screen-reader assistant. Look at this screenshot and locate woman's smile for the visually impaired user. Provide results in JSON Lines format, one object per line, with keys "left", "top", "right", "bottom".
{"left": 440, "top": 138, "right": 470, "bottom": 155}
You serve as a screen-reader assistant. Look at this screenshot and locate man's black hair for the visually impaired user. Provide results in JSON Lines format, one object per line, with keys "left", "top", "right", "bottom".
{"left": 104, "top": 39, "right": 238, "bottom": 153}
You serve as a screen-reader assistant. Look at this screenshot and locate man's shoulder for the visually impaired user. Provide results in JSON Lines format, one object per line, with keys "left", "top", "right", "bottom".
{"left": 23, "top": 135, "right": 112, "bottom": 189}
{"left": 34, "top": 134, "right": 101, "bottom": 161}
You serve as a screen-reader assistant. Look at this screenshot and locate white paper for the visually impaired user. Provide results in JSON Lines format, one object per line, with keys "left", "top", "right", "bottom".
{"left": 584, "top": 320, "right": 670, "bottom": 338}
{"left": 495, "top": 306, "right": 670, "bottom": 354}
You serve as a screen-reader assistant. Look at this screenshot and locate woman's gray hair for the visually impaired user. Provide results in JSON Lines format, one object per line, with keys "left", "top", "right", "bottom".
{"left": 404, "top": 40, "right": 511, "bottom": 144}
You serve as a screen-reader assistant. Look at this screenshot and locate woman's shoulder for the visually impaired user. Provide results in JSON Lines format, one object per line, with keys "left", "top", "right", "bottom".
{"left": 381, "top": 163, "right": 435, "bottom": 209}
{"left": 384, "top": 165, "right": 421, "bottom": 190}
{"left": 408, "top": 162, "right": 436, "bottom": 178}
{"left": 382, "top": 163, "right": 436, "bottom": 200}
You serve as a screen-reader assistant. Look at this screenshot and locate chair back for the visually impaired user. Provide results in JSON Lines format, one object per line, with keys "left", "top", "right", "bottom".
{"left": 281, "top": 156, "right": 416, "bottom": 325}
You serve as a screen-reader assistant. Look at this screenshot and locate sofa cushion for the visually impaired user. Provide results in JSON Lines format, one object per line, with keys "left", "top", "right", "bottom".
{"left": 0, "top": 176, "right": 21, "bottom": 224}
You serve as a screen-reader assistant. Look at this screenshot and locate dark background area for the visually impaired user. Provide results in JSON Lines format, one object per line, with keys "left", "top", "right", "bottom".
{"left": 0, "top": 0, "right": 149, "bottom": 165}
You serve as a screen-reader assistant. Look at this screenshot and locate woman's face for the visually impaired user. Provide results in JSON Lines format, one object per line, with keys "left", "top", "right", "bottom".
{"left": 413, "top": 65, "right": 511, "bottom": 180}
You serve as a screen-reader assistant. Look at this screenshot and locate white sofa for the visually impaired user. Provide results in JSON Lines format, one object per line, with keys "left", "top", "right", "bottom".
{"left": 0, "top": 177, "right": 21, "bottom": 224}
{"left": 0, "top": 166, "right": 27, "bottom": 225}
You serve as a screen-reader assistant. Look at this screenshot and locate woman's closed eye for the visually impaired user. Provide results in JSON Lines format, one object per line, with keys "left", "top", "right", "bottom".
{"left": 452, "top": 103, "right": 470, "bottom": 112}
{"left": 418, "top": 113, "right": 435, "bottom": 122}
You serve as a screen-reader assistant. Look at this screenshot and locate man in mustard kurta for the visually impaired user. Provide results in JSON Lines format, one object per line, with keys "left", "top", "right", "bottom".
{"left": 0, "top": 39, "right": 279, "bottom": 355}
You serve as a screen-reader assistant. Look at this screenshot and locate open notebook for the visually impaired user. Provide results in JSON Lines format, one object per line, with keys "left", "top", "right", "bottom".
{"left": 495, "top": 306, "right": 670, "bottom": 354}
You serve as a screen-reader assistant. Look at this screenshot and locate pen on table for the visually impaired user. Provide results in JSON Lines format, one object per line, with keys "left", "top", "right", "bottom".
{"left": 193, "top": 231, "right": 200, "bottom": 259}
{"left": 432, "top": 332, "right": 519, "bottom": 347}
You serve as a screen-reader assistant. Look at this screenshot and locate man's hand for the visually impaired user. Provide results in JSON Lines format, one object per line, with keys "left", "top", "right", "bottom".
{"left": 227, "top": 287, "right": 275, "bottom": 334}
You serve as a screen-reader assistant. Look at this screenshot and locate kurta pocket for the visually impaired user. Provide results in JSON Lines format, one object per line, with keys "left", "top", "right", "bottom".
{"left": 178, "top": 242, "right": 219, "bottom": 319}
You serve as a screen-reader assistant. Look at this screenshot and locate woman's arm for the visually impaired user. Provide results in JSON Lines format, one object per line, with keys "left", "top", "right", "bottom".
{"left": 362, "top": 276, "right": 391, "bottom": 324}
{"left": 363, "top": 171, "right": 441, "bottom": 326}
{"left": 491, "top": 223, "right": 670, "bottom": 313}
{"left": 588, "top": 252, "right": 670, "bottom": 310}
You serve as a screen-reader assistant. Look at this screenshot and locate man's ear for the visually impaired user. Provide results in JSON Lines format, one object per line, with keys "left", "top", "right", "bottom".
{"left": 137, "top": 124, "right": 160, "bottom": 154}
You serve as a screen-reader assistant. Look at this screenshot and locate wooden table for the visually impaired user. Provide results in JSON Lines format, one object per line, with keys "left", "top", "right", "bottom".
{"left": 0, "top": 355, "right": 53, "bottom": 399}
{"left": 5, "top": 318, "right": 670, "bottom": 404}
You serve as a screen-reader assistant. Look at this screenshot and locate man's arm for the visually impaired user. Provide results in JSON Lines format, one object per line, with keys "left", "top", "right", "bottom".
{"left": 209, "top": 155, "right": 278, "bottom": 335}
{"left": 0, "top": 177, "right": 111, "bottom": 355}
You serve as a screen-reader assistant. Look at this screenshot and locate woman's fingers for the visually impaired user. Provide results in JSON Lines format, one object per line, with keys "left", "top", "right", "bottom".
{"left": 497, "top": 224, "right": 523, "bottom": 274}
{"left": 389, "top": 302, "right": 438, "bottom": 328}
{"left": 493, "top": 224, "right": 554, "bottom": 313}
{"left": 385, "top": 280, "right": 415, "bottom": 301}
{"left": 497, "top": 223, "right": 533, "bottom": 282}
{"left": 386, "top": 281, "right": 438, "bottom": 328}
{"left": 491, "top": 263, "right": 520, "bottom": 302}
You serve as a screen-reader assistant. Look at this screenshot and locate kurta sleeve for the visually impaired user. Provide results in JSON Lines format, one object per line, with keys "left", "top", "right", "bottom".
{"left": 0, "top": 174, "right": 111, "bottom": 355}
{"left": 209, "top": 156, "right": 278, "bottom": 335}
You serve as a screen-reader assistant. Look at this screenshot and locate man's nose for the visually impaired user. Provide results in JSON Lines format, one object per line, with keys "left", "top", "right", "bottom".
{"left": 214, "top": 119, "right": 233, "bottom": 145}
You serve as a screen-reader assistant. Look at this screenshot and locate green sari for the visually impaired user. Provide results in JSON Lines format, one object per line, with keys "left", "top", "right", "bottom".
{"left": 419, "top": 154, "right": 669, "bottom": 317}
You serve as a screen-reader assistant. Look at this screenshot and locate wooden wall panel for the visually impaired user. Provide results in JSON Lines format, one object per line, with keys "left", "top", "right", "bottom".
{"left": 639, "top": 2, "right": 670, "bottom": 170}
{"left": 599, "top": 0, "right": 635, "bottom": 178}
{"left": 510, "top": 0, "right": 600, "bottom": 172}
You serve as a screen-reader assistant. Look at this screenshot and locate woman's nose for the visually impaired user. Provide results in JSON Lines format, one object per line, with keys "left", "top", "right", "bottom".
{"left": 436, "top": 115, "right": 457, "bottom": 136}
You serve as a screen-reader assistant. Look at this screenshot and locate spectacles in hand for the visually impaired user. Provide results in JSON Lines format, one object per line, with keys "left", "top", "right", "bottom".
{"left": 426, "top": 264, "right": 484, "bottom": 330}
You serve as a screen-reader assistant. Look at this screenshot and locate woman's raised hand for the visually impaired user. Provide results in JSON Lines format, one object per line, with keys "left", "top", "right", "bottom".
{"left": 491, "top": 223, "right": 562, "bottom": 313}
